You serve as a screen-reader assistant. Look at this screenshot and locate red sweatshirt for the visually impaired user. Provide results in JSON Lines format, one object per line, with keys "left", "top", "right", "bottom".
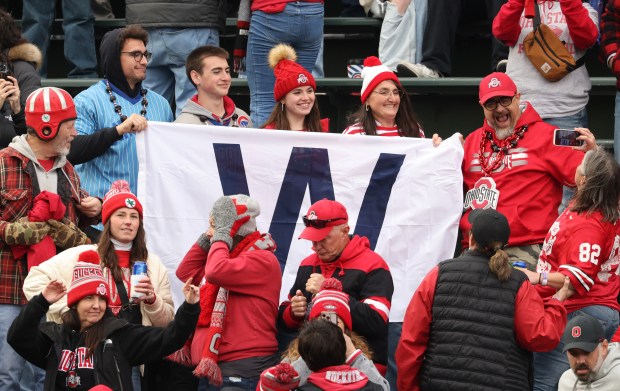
{"left": 176, "top": 241, "right": 281, "bottom": 363}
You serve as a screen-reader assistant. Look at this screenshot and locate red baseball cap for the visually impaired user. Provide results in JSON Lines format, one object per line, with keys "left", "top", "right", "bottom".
{"left": 299, "top": 199, "right": 349, "bottom": 242}
{"left": 478, "top": 72, "right": 518, "bottom": 104}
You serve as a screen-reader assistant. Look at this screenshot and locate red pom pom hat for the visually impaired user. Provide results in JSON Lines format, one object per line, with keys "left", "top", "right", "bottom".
{"left": 101, "top": 180, "right": 143, "bottom": 224}
{"left": 67, "top": 250, "right": 110, "bottom": 307}
{"left": 360, "top": 56, "right": 401, "bottom": 104}
{"left": 309, "top": 278, "right": 353, "bottom": 331}
{"left": 269, "top": 44, "right": 316, "bottom": 102}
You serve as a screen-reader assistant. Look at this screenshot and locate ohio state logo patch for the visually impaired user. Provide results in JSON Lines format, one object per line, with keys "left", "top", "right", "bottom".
{"left": 298, "top": 73, "right": 309, "bottom": 84}
{"left": 572, "top": 326, "right": 581, "bottom": 338}
{"left": 125, "top": 198, "right": 136, "bottom": 208}
{"left": 307, "top": 211, "right": 318, "bottom": 221}
{"left": 97, "top": 283, "right": 107, "bottom": 296}
{"left": 488, "top": 78, "right": 501, "bottom": 88}
{"left": 237, "top": 115, "right": 250, "bottom": 128}
{"left": 463, "top": 177, "right": 500, "bottom": 210}
{"left": 66, "top": 370, "right": 80, "bottom": 388}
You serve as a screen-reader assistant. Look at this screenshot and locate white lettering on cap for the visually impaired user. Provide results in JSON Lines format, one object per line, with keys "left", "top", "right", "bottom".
{"left": 488, "top": 78, "right": 501, "bottom": 88}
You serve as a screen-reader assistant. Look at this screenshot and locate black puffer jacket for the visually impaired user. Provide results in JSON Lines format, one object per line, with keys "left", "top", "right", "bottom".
{"left": 126, "top": 0, "right": 226, "bottom": 32}
{"left": 8, "top": 293, "right": 199, "bottom": 391}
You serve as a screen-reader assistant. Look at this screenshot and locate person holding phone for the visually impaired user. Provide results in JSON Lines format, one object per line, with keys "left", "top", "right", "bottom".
{"left": 0, "top": 9, "right": 42, "bottom": 148}
{"left": 462, "top": 72, "right": 598, "bottom": 271}
{"left": 515, "top": 148, "right": 620, "bottom": 391}
{"left": 281, "top": 278, "right": 389, "bottom": 390}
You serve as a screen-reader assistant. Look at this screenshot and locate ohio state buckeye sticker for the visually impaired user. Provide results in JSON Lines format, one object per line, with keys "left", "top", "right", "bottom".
{"left": 464, "top": 177, "right": 500, "bottom": 210}
{"left": 66, "top": 370, "right": 81, "bottom": 388}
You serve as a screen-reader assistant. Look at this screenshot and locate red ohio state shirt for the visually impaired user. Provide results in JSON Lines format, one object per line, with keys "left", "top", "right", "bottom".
{"left": 536, "top": 207, "right": 620, "bottom": 313}
{"left": 461, "top": 103, "right": 583, "bottom": 248}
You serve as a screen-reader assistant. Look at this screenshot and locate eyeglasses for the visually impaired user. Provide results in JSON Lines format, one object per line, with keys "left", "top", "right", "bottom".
{"left": 121, "top": 51, "right": 152, "bottom": 62}
{"left": 372, "top": 88, "right": 404, "bottom": 98}
{"left": 302, "top": 216, "right": 347, "bottom": 228}
{"left": 483, "top": 95, "right": 516, "bottom": 111}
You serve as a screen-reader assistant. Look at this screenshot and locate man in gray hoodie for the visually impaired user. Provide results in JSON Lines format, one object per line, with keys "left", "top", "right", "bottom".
{"left": 559, "top": 314, "right": 620, "bottom": 391}
{"left": 175, "top": 46, "right": 252, "bottom": 128}
{"left": 0, "top": 86, "right": 100, "bottom": 390}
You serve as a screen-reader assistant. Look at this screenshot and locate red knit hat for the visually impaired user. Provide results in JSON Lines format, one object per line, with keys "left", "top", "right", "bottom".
{"left": 67, "top": 250, "right": 110, "bottom": 307}
{"left": 101, "top": 180, "right": 143, "bottom": 224}
{"left": 257, "top": 363, "right": 300, "bottom": 391}
{"left": 269, "top": 44, "right": 316, "bottom": 102}
{"left": 309, "top": 278, "right": 353, "bottom": 331}
{"left": 360, "top": 56, "right": 401, "bottom": 104}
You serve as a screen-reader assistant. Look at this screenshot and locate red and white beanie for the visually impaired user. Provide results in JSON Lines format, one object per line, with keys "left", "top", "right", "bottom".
{"left": 309, "top": 278, "right": 353, "bottom": 331}
{"left": 67, "top": 250, "right": 110, "bottom": 307}
{"left": 360, "top": 56, "right": 401, "bottom": 104}
{"left": 101, "top": 180, "right": 143, "bottom": 224}
{"left": 269, "top": 44, "right": 316, "bottom": 102}
{"left": 257, "top": 363, "right": 300, "bottom": 391}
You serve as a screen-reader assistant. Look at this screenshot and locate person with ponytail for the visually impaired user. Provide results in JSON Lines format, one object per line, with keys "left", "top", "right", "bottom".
{"left": 517, "top": 148, "right": 620, "bottom": 391}
{"left": 262, "top": 44, "right": 328, "bottom": 132}
{"left": 396, "top": 208, "right": 574, "bottom": 391}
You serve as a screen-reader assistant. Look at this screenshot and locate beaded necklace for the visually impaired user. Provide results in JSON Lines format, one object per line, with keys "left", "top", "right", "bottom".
{"left": 105, "top": 79, "right": 148, "bottom": 122}
{"left": 478, "top": 125, "right": 528, "bottom": 176}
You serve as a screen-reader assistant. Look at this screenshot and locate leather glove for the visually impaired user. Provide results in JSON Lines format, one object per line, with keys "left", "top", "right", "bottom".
{"left": 233, "top": 29, "right": 249, "bottom": 74}
{"left": 47, "top": 218, "right": 90, "bottom": 249}
{"left": 210, "top": 197, "right": 251, "bottom": 249}
{"left": 3, "top": 218, "right": 50, "bottom": 246}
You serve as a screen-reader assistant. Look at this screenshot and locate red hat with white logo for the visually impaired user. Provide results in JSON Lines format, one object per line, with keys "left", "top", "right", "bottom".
{"left": 360, "top": 56, "right": 401, "bottom": 104}
{"left": 268, "top": 44, "right": 316, "bottom": 102}
{"left": 25, "top": 87, "right": 77, "bottom": 140}
{"left": 101, "top": 180, "right": 143, "bottom": 224}
{"left": 299, "top": 199, "right": 349, "bottom": 242}
{"left": 309, "top": 278, "right": 353, "bottom": 331}
{"left": 478, "top": 72, "right": 518, "bottom": 104}
{"left": 67, "top": 250, "right": 109, "bottom": 307}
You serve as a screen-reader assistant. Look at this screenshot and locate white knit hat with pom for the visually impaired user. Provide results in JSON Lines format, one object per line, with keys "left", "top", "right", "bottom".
{"left": 360, "top": 56, "right": 401, "bottom": 103}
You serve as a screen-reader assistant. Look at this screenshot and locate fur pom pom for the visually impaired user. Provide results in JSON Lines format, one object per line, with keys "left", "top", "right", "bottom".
{"left": 271, "top": 363, "right": 299, "bottom": 383}
{"left": 320, "top": 277, "right": 344, "bottom": 292}
{"left": 363, "top": 56, "right": 383, "bottom": 67}
{"left": 77, "top": 250, "right": 100, "bottom": 265}
{"left": 268, "top": 44, "right": 297, "bottom": 69}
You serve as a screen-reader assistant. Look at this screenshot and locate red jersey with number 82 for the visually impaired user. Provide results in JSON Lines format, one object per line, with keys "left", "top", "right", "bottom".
{"left": 536, "top": 207, "right": 620, "bottom": 313}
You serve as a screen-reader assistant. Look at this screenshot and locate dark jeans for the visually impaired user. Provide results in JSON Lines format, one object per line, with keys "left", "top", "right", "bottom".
{"left": 421, "top": 0, "right": 508, "bottom": 75}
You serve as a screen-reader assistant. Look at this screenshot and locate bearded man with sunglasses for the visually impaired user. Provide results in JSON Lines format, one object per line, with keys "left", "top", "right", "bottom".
{"left": 278, "top": 199, "right": 393, "bottom": 375}
{"left": 461, "top": 72, "right": 596, "bottom": 269}
{"left": 68, "top": 25, "right": 173, "bottom": 240}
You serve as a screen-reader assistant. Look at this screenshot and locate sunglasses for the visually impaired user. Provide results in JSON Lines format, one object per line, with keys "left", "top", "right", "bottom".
{"left": 302, "top": 216, "right": 346, "bottom": 228}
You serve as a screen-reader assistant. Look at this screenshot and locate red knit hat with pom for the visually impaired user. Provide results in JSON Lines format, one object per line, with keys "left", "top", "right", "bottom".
{"left": 257, "top": 363, "right": 300, "bottom": 391}
{"left": 67, "top": 250, "right": 109, "bottom": 307}
{"left": 101, "top": 180, "right": 143, "bottom": 224}
{"left": 309, "top": 278, "right": 353, "bottom": 331}
{"left": 269, "top": 44, "right": 316, "bottom": 102}
{"left": 360, "top": 56, "right": 401, "bottom": 104}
